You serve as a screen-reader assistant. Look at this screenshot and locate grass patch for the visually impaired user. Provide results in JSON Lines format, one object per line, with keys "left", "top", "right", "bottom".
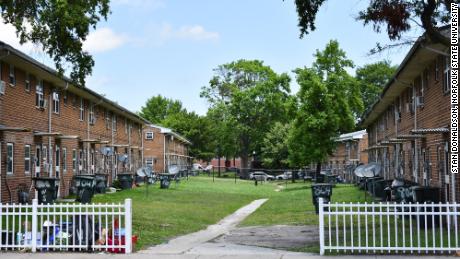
{"left": 90, "top": 176, "right": 368, "bottom": 251}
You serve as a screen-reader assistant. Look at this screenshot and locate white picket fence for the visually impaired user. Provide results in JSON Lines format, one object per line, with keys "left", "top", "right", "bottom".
{"left": 318, "top": 198, "right": 460, "bottom": 255}
{"left": 0, "top": 199, "right": 132, "bottom": 253}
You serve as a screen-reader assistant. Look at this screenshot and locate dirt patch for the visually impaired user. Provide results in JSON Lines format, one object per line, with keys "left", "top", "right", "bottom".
{"left": 211, "top": 225, "right": 318, "bottom": 250}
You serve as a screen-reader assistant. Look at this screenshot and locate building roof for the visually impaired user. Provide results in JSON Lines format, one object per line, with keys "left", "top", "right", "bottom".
{"left": 336, "top": 130, "right": 367, "bottom": 142}
{"left": 147, "top": 124, "right": 192, "bottom": 145}
{"left": 359, "top": 27, "right": 450, "bottom": 128}
{"left": 0, "top": 41, "right": 151, "bottom": 125}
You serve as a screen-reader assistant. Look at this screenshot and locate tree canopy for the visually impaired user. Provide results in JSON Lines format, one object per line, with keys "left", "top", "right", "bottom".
{"left": 356, "top": 60, "right": 398, "bottom": 111}
{"left": 139, "top": 95, "right": 187, "bottom": 125}
{"left": 0, "top": 0, "right": 110, "bottom": 86}
{"left": 291, "top": 0, "right": 453, "bottom": 46}
{"left": 288, "top": 40, "right": 363, "bottom": 171}
{"left": 201, "top": 59, "right": 291, "bottom": 174}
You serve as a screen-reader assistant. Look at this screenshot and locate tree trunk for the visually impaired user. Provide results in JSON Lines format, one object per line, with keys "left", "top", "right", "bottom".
{"left": 241, "top": 153, "right": 250, "bottom": 179}
{"left": 316, "top": 162, "right": 322, "bottom": 180}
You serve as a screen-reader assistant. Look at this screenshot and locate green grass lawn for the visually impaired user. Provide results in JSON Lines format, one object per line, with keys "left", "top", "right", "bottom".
{"left": 90, "top": 176, "right": 368, "bottom": 251}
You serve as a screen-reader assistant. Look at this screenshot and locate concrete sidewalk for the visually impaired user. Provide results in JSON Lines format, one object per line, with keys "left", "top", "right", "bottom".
{"left": 0, "top": 253, "right": 454, "bottom": 259}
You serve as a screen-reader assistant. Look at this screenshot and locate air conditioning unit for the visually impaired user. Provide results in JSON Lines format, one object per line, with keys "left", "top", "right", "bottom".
{"left": 416, "top": 96, "right": 425, "bottom": 107}
{"left": 40, "top": 99, "right": 48, "bottom": 109}
{"left": 53, "top": 92, "right": 59, "bottom": 100}
{"left": 0, "top": 81, "right": 5, "bottom": 95}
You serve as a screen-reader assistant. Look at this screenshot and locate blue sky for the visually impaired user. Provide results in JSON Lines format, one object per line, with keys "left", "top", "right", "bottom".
{"left": 1, "top": 0, "right": 422, "bottom": 115}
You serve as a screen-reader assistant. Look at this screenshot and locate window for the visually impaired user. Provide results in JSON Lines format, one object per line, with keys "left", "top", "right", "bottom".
{"left": 146, "top": 157, "right": 154, "bottom": 167}
{"left": 146, "top": 131, "right": 154, "bottom": 140}
{"left": 435, "top": 56, "right": 440, "bottom": 81}
{"left": 53, "top": 91, "right": 60, "bottom": 114}
{"left": 72, "top": 149, "right": 77, "bottom": 171}
{"left": 89, "top": 103, "right": 95, "bottom": 125}
{"left": 443, "top": 56, "right": 451, "bottom": 93}
{"left": 35, "top": 80, "right": 45, "bottom": 108}
{"left": 62, "top": 148, "right": 67, "bottom": 172}
{"left": 7, "top": 143, "right": 13, "bottom": 174}
{"left": 63, "top": 91, "right": 68, "bottom": 105}
{"left": 55, "top": 146, "right": 60, "bottom": 168}
{"left": 24, "top": 145, "right": 31, "bottom": 174}
{"left": 9, "top": 64, "right": 15, "bottom": 86}
{"left": 112, "top": 114, "right": 117, "bottom": 131}
{"left": 125, "top": 118, "right": 128, "bottom": 133}
{"left": 25, "top": 73, "right": 30, "bottom": 91}
{"left": 80, "top": 97, "right": 85, "bottom": 121}
{"left": 105, "top": 110, "right": 111, "bottom": 129}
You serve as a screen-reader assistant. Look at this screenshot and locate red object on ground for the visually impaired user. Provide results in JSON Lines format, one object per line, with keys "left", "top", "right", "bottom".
{"left": 107, "top": 235, "right": 138, "bottom": 253}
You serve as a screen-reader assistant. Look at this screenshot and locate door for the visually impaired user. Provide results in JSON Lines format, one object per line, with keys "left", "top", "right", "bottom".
{"left": 35, "top": 145, "right": 41, "bottom": 177}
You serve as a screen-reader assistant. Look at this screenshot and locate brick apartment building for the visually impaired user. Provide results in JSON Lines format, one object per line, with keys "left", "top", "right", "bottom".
{"left": 143, "top": 124, "right": 192, "bottom": 173}
{"left": 359, "top": 28, "right": 458, "bottom": 202}
{"left": 0, "top": 41, "right": 147, "bottom": 203}
{"left": 326, "top": 130, "right": 368, "bottom": 182}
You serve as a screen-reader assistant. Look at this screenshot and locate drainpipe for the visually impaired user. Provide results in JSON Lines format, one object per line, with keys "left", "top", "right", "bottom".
{"left": 48, "top": 93, "right": 53, "bottom": 178}
{"left": 413, "top": 85, "right": 419, "bottom": 184}
{"left": 128, "top": 121, "right": 131, "bottom": 172}
{"left": 141, "top": 124, "right": 144, "bottom": 168}
{"left": 163, "top": 134, "right": 166, "bottom": 173}
{"left": 87, "top": 103, "right": 90, "bottom": 174}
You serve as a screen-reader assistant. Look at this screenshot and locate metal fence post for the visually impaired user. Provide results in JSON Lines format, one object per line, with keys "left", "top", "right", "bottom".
{"left": 319, "top": 197, "right": 325, "bottom": 255}
{"left": 31, "top": 199, "right": 38, "bottom": 252}
{"left": 124, "top": 199, "right": 132, "bottom": 254}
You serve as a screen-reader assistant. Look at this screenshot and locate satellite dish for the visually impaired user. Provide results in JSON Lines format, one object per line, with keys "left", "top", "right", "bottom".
{"left": 354, "top": 165, "right": 366, "bottom": 178}
{"left": 118, "top": 154, "right": 129, "bottom": 163}
{"left": 362, "top": 162, "right": 382, "bottom": 177}
{"left": 101, "top": 146, "right": 113, "bottom": 156}
{"left": 168, "top": 165, "right": 179, "bottom": 174}
{"left": 136, "top": 168, "right": 146, "bottom": 177}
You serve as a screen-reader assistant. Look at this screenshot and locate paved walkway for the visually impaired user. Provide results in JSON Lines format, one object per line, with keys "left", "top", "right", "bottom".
{"left": 139, "top": 198, "right": 269, "bottom": 255}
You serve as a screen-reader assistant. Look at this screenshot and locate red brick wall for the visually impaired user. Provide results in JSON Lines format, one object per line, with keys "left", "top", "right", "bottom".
{"left": 0, "top": 59, "right": 143, "bottom": 203}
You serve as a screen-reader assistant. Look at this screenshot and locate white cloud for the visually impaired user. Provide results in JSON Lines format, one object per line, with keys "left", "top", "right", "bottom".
{"left": 160, "top": 24, "right": 220, "bottom": 42}
{"left": 83, "top": 27, "right": 128, "bottom": 53}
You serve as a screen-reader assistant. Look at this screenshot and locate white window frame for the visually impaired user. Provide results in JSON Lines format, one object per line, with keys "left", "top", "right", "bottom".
{"left": 62, "top": 147, "right": 67, "bottom": 173}
{"left": 443, "top": 56, "right": 451, "bottom": 93}
{"left": 53, "top": 91, "right": 60, "bottom": 114}
{"left": 36, "top": 80, "right": 45, "bottom": 108}
{"left": 80, "top": 98, "right": 85, "bottom": 121}
{"left": 145, "top": 157, "right": 154, "bottom": 167}
{"left": 105, "top": 110, "right": 111, "bottom": 129}
{"left": 7, "top": 143, "right": 13, "bottom": 175}
{"left": 112, "top": 114, "right": 117, "bottom": 131}
{"left": 55, "top": 145, "right": 60, "bottom": 174}
{"left": 146, "top": 131, "right": 154, "bottom": 140}
{"left": 25, "top": 73, "right": 30, "bottom": 91}
{"left": 72, "top": 149, "right": 77, "bottom": 172}
{"left": 125, "top": 118, "right": 128, "bottom": 133}
{"left": 89, "top": 103, "right": 95, "bottom": 125}
{"left": 35, "top": 145, "right": 41, "bottom": 176}
{"left": 24, "top": 145, "right": 31, "bottom": 174}
{"left": 9, "top": 64, "right": 15, "bottom": 86}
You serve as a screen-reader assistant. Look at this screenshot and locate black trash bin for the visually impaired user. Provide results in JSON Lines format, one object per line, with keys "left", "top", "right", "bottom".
{"left": 159, "top": 173, "right": 174, "bottom": 189}
{"left": 117, "top": 173, "right": 133, "bottom": 190}
{"left": 74, "top": 175, "right": 96, "bottom": 203}
{"left": 410, "top": 186, "right": 441, "bottom": 228}
{"left": 33, "top": 177, "right": 59, "bottom": 204}
{"left": 311, "top": 183, "right": 333, "bottom": 214}
{"left": 372, "top": 179, "right": 392, "bottom": 200}
{"left": 94, "top": 173, "right": 107, "bottom": 194}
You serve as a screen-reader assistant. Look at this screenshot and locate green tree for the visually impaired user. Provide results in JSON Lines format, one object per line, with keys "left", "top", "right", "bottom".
{"left": 201, "top": 60, "right": 291, "bottom": 176}
{"left": 288, "top": 40, "right": 363, "bottom": 175}
{"left": 0, "top": 1, "right": 111, "bottom": 86}
{"left": 139, "top": 95, "right": 187, "bottom": 124}
{"left": 261, "top": 122, "right": 291, "bottom": 169}
{"left": 356, "top": 60, "right": 397, "bottom": 111}
{"left": 290, "top": 0, "right": 453, "bottom": 46}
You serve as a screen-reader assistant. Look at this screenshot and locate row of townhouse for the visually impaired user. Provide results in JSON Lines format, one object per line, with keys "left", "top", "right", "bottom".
{"left": 0, "top": 41, "right": 191, "bottom": 203}
{"left": 325, "top": 130, "right": 368, "bottom": 182}
{"left": 359, "top": 28, "right": 458, "bottom": 202}
{"left": 143, "top": 124, "right": 192, "bottom": 173}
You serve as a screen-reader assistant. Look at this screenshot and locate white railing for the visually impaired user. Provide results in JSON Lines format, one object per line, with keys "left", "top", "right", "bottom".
{"left": 0, "top": 199, "right": 132, "bottom": 253}
{"left": 318, "top": 198, "right": 460, "bottom": 255}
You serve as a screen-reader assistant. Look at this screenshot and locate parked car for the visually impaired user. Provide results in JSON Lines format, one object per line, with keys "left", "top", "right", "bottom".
{"left": 249, "top": 171, "right": 275, "bottom": 181}
{"left": 193, "top": 163, "right": 203, "bottom": 171}
{"left": 276, "top": 171, "right": 292, "bottom": 180}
